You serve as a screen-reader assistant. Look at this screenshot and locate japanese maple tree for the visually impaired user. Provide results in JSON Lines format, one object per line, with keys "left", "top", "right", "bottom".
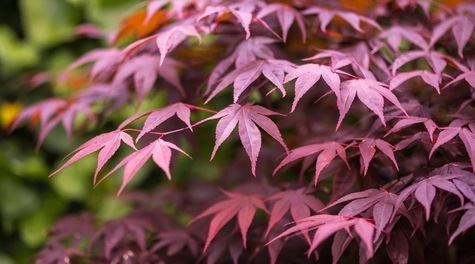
{"left": 11, "top": 0, "right": 475, "bottom": 263}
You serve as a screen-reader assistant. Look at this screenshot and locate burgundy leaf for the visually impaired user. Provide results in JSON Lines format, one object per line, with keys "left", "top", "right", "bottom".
{"left": 386, "top": 228, "right": 409, "bottom": 264}
{"left": 265, "top": 188, "right": 324, "bottom": 236}
{"left": 191, "top": 190, "right": 268, "bottom": 252}
{"left": 151, "top": 230, "right": 199, "bottom": 256}
{"left": 331, "top": 230, "right": 353, "bottom": 264}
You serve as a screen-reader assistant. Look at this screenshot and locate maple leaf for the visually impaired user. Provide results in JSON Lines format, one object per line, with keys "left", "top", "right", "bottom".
{"left": 67, "top": 48, "right": 121, "bottom": 78}
{"left": 256, "top": 3, "right": 306, "bottom": 42}
{"left": 205, "top": 37, "right": 278, "bottom": 94}
{"left": 325, "top": 189, "right": 398, "bottom": 237}
{"left": 90, "top": 215, "right": 154, "bottom": 259}
{"left": 395, "top": 173, "right": 468, "bottom": 220}
{"left": 105, "top": 139, "right": 190, "bottom": 194}
{"left": 429, "top": 15, "right": 475, "bottom": 57}
{"left": 150, "top": 229, "right": 199, "bottom": 257}
{"left": 429, "top": 120, "right": 475, "bottom": 172}
{"left": 113, "top": 55, "right": 185, "bottom": 102}
{"left": 156, "top": 24, "right": 202, "bottom": 66}
{"left": 303, "top": 7, "right": 381, "bottom": 33}
{"left": 274, "top": 141, "right": 348, "bottom": 185}
{"left": 394, "top": 0, "right": 431, "bottom": 15}
{"left": 378, "top": 25, "right": 428, "bottom": 51}
{"left": 337, "top": 79, "right": 407, "bottom": 130}
{"left": 384, "top": 116, "right": 438, "bottom": 141}
{"left": 444, "top": 70, "right": 475, "bottom": 90}
{"left": 190, "top": 190, "right": 268, "bottom": 252}
{"left": 265, "top": 188, "right": 324, "bottom": 236}
{"left": 268, "top": 215, "right": 377, "bottom": 261}
{"left": 391, "top": 50, "right": 447, "bottom": 76}
{"left": 358, "top": 138, "right": 399, "bottom": 175}
{"left": 449, "top": 203, "right": 475, "bottom": 244}
{"left": 206, "top": 59, "right": 295, "bottom": 103}
{"left": 386, "top": 226, "right": 409, "bottom": 264}
{"left": 284, "top": 63, "right": 341, "bottom": 112}
{"left": 197, "top": 1, "right": 262, "bottom": 39}
{"left": 135, "top": 103, "right": 192, "bottom": 141}
{"left": 10, "top": 98, "right": 97, "bottom": 148}
{"left": 50, "top": 130, "right": 136, "bottom": 184}
{"left": 204, "top": 103, "right": 288, "bottom": 175}
{"left": 10, "top": 98, "right": 66, "bottom": 133}
{"left": 389, "top": 70, "right": 441, "bottom": 94}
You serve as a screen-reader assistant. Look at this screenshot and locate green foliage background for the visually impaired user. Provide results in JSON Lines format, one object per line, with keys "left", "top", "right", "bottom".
{"left": 0, "top": 0, "right": 142, "bottom": 262}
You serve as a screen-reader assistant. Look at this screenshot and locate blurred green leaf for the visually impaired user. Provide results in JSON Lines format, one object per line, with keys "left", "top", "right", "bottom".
{"left": 0, "top": 254, "right": 15, "bottom": 264}
{"left": 84, "top": 0, "right": 143, "bottom": 29}
{"left": 19, "top": 0, "right": 80, "bottom": 47}
{"left": 51, "top": 154, "right": 96, "bottom": 200}
{"left": 0, "top": 178, "right": 39, "bottom": 233}
{"left": 19, "top": 193, "right": 66, "bottom": 247}
{"left": 95, "top": 196, "right": 131, "bottom": 221}
{"left": 11, "top": 156, "right": 49, "bottom": 179}
{"left": 0, "top": 26, "right": 39, "bottom": 75}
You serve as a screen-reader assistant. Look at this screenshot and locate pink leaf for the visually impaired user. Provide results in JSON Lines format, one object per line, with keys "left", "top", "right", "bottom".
{"left": 285, "top": 64, "right": 340, "bottom": 112}
{"left": 274, "top": 142, "right": 347, "bottom": 185}
{"left": 354, "top": 219, "right": 375, "bottom": 259}
{"left": 233, "top": 61, "right": 265, "bottom": 102}
{"left": 338, "top": 79, "right": 406, "bottom": 129}
{"left": 50, "top": 130, "right": 135, "bottom": 184}
{"left": 136, "top": 103, "right": 192, "bottom": 141}
{"left": 459, "top": 128, "right": 475, "bottom": 172}
{"left": 256, "top": 3, "right": 306, "bottom": 42}
{"left": 449, "top": 207, "right": 475, "bottom": 244}
{"left": 359, "top": 140, "right": 377, "bottom": 175}
{"left": 429, "top": 127, "right": 462, "bottom": 158}
{"left": 415, "top": 180, "right": 436, "bottom": 220}
{"left": 205, "top": 103, "right": 287, "bottom": 175}
{"left": 156, "top": 25, "right": 201, "bottom": 66}
{"left": 104, "top": 139, "right": 189, "bottom": 194}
